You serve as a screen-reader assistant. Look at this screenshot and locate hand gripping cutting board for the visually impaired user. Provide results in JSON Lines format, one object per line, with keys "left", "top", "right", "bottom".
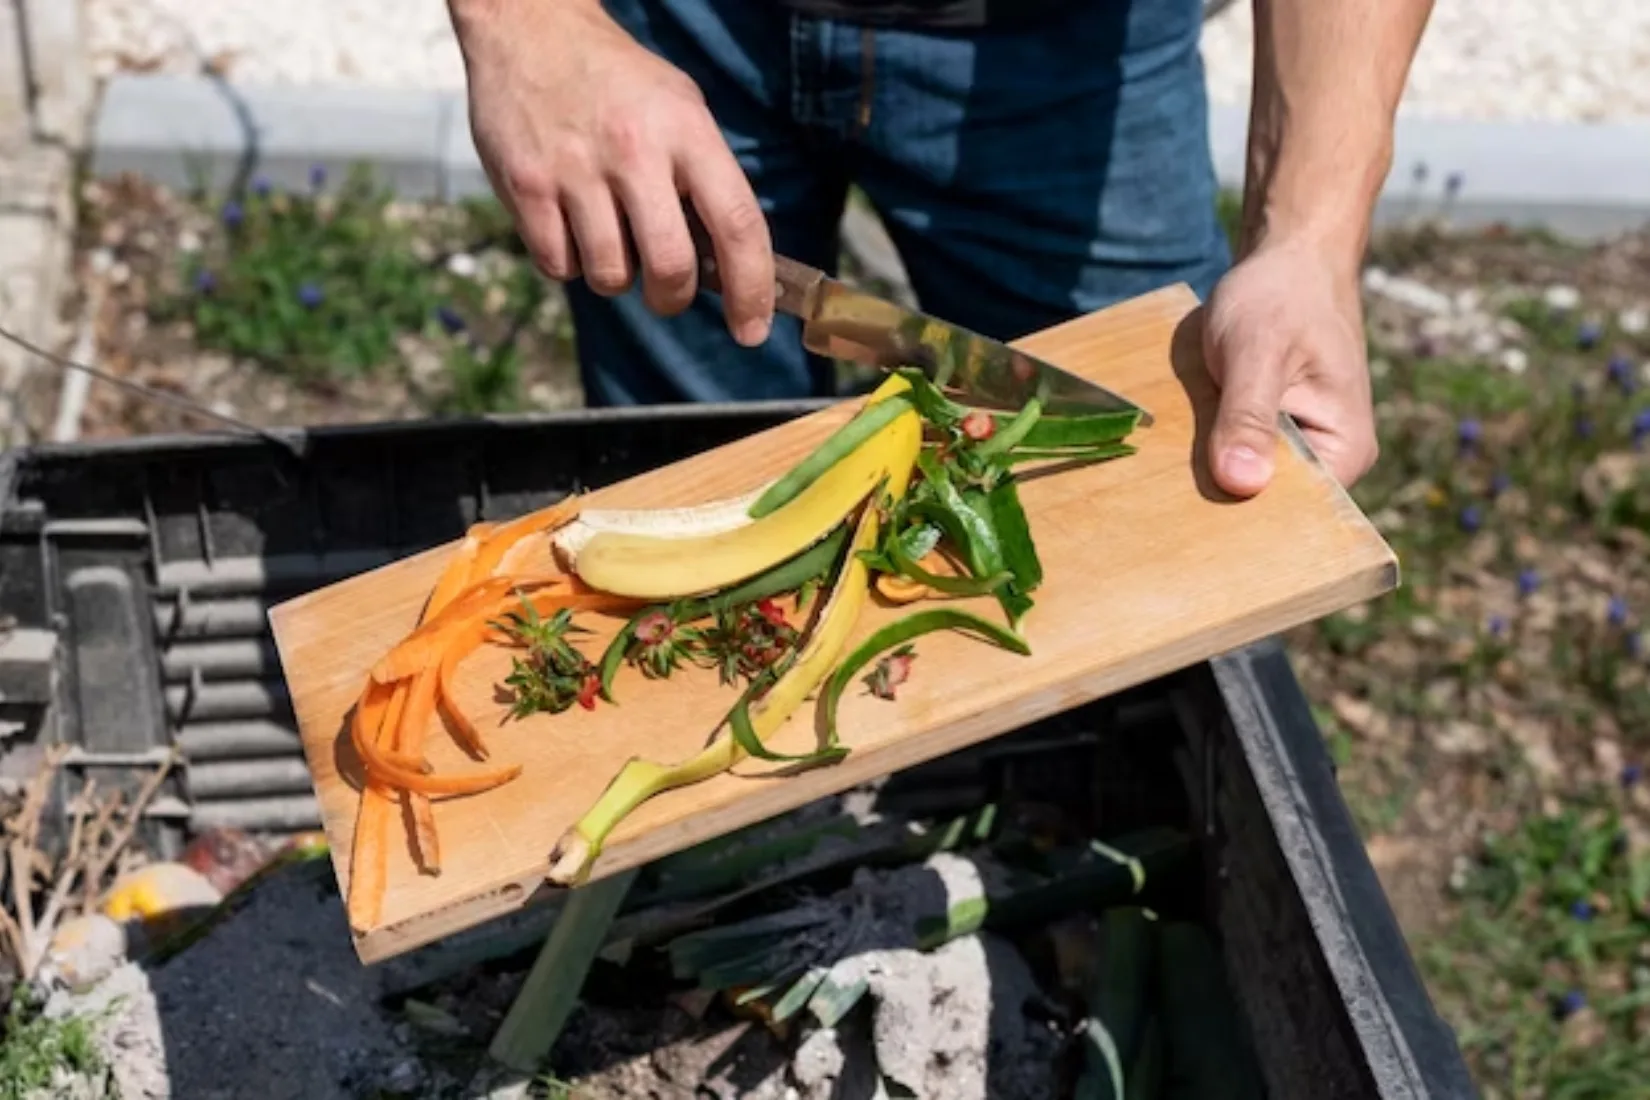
{"left": 268, "top": 284, "right": 1398, "bottom": 963}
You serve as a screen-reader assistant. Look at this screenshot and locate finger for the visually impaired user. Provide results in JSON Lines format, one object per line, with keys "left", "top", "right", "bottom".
{"left": 678, "top": 143, "right": 773, "bottom": 347}
{"left": 563, "top": 185, "right": 634, "bottom": 297}
{"left": 1205, "top": 331, "right": 1288, "bottom": 498}
{"left": 1298, "top": 418, "right": 1378, "bottom": 488}
{"left": 614, "top": 170, "right": 699, "bottom": 316}
{"left": 517, "top": 199, "right": 580, "bottom": 282}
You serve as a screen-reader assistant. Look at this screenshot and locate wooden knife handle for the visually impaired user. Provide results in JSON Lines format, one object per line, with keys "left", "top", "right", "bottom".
{"left": 685, "top": 205, "right": 820, "bottom": 317}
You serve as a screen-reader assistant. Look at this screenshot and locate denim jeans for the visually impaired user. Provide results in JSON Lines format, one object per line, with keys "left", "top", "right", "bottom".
{"left": 569, "top": 0, "right": 1232, "bottom": 406}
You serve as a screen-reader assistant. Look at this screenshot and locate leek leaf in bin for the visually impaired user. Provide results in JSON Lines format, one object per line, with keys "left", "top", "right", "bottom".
{"left": 1076, "top": 906, "right": 1159, "bottom": 1100}
{"left": 1156, "top": 921, "right": 1267, "bottom": 1100}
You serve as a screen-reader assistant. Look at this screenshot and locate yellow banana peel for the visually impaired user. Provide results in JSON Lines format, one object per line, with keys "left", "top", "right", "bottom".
{"left": 566, "top": 379, "right": 917, "bottom": 601}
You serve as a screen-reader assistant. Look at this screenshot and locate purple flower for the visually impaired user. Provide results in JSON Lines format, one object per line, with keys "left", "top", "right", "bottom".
{"left": 193, "top": 269, "right": 216, "bottom": 295}
{"left": 1609, "top": 596, "right": 1630, "bottom": 627}
{"left": 297, "top": 282, "right": 323, "bottom": 309}
{"left": 252, "top": 176, "right": 272, "bottom": 198}
{"left": 222, "top": 200, "right": 244, "bottom": 228}
{"left": 1575, "top": 414, "right": 1596, "bottom": 440}
{"left": 1518, "top": 568, "right": 1541, "bottom": 598}
{"left": 1445, "top": 171, "right": 1464, "bottom": 196}
{"left": 435, "top": 304, "right": 466, "bottom": 335}
{"left": 1623, "top": 762, "right": 1643, "bottom": 788}
{"left": 1578, "top": 320, "right": 1603, "bottom": 350}
{"left": 1555, "top": 990, "right": 1587, "bottom": 1020}
{"left": 1608, "top": 355, "right": 1636, "bottom": 393}
{"left": 1459, "top": 504, "right": 1484, "bottom": 533}
{"left": 308, "top": 164, "right": 327, "bottom": 191}
{"left": 1489, "top": 470, "right": 1512, "bottom": 497}
{"left": 1457, "top": 418, "right": 1483, "bottom": 451}
{"left": 1633, "top": 410, "right": 1650, "bottom": 441}
{"left": 1487, "top": 615, "right": 1508, "bottom": 638}
{"left": 1570, "top": 899, "right": 1595, "bottom": 921}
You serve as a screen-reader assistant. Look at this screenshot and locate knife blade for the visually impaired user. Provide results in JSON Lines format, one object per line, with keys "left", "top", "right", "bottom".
{"left": 689, "top": 226, "right": 1151, "bottom": 424}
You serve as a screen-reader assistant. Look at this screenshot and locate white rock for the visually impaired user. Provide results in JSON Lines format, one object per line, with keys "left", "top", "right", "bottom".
{"left": 1544, "top": 285, "right": 1582, "bottom": 311}
{"left": 446, "top": 251, "right": 479, "bottom": 279}
{"left": 1500, "top": 347, "right": 1530, "bottom": 375}
{"left": 1621, "top": 307, "right": 1650, "bottom": 336}
{"left": 1469, "top": 329, "right": 1501, "bottom": 357}
{"left": 44, "top": 914, "right": 128, "bottom": 992}
{"left": 1369, "top": 273, "right": 1454, "bottom": 316}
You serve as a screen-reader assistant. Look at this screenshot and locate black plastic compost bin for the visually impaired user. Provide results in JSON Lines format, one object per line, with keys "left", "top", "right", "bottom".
{"left": 0, "top": 403, "right": 1477, "bottom": 1100}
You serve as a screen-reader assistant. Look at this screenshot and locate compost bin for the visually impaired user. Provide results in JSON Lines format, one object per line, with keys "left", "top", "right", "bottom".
{"left": 0, "top": 402, "right": 1478, "bottom": 1099}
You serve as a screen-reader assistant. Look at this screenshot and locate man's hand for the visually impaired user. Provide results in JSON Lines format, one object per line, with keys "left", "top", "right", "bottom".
{"left": 1210, "top": 0, "right": 1432, "bottom": 496}
{"left": 1202, "top": 240, "right": 1376, "bottom": 496}
{"left": 447, "top": 0, "right": 774, "bottom": 345}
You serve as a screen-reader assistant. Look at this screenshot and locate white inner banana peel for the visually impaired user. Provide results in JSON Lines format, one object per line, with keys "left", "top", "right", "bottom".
{"left": 564, "top": 381, "right": 921, "bottom": 601}
{"left": 549, "top": 483, "right": 772, "bottom": 572}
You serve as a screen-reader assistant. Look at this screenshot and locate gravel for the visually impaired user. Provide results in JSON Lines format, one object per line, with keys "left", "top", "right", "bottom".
{"left": 84, "top": 0, "right": 1650, "bottom": 123}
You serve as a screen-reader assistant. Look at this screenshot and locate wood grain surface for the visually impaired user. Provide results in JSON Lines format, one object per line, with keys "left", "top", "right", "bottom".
{"left": 268, "top": 284, "right": 1398, "bottom": 963}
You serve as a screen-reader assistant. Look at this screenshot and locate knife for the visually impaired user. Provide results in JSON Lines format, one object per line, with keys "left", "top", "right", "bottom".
{"left": 687, "top": 221, "right": 1151, "bottom": 424}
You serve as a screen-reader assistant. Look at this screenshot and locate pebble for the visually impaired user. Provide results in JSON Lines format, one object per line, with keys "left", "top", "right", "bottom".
{"left": 44, "top": 914, "right": 129, "bottom": 992}
{"left": 445, "top": 252, "right": 478, "bottom": 279}
{"left": 1468, "top": 329, "right": 1501, "bottom": 357}
{"left": 1544, "top": 285, "right": 1582, "bottom": 311}
{"left": 1500, "top": 348, "right": 1529, "bottom": 374}
{"left": 1370, "top": 272, "right": 1455, "bottom": 316}
{"left": 84, "top": 1, "right": 1650, "bottom": 123}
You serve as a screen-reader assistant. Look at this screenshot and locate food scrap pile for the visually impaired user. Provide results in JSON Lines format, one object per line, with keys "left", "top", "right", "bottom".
{"left": 345, "top": 371, "right": 1141, "bottom": 931}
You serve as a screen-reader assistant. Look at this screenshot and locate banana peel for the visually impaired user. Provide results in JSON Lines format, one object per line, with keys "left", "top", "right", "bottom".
{"left": 545, "top": 381, "right": 922, "bottom": 885}
{"left": 559, "top": 380, "right": 916, "bottom": 601}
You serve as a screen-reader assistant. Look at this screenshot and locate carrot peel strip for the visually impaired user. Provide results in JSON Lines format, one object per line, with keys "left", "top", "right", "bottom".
{"left": 421, "top": 524, "right": 499, "bottom": 624}
{"left": 395, "top": 670, "right": 445, "bottom": 874}
{"left": 370, "top": 576, "right": 518, "bottom": 683}
{"left": 344, "top": 678, "right": 404, "bottom": 932}
{"left": 351, "top": 693, "right": 522, "bottom": 797}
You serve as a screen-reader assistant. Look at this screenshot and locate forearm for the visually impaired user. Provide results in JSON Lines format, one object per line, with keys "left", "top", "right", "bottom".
{"left": 448, "top": 0, "right": 605, "bottom": 47}
{"left": 1241, "top": 0, "right": 1433, "bottom": 274}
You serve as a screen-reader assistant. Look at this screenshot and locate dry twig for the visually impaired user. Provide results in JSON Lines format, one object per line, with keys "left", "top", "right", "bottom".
{"left": 0, "top": 747, "right": 179, "bottom": 981}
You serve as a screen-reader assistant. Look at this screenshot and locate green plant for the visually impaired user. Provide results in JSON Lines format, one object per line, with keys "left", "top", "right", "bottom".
{"left": 0, "top": 990, "right": 109, "bottom": 1100}
{"left": 1422, "top": 797, "right": 1650, "bottom": 1099}
{"left": 146, "top": 163, "right": 563, "bottom": 414}
{"left": 156, "top": 165, "right": 440, "bottom": 380}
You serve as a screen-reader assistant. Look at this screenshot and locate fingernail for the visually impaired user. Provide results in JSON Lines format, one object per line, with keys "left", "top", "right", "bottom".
{"left": 1219, "top": 444, "right": 1273, "bottom": 491}
{"left": 736, "top": 317, "right": 771, "bottom": 348}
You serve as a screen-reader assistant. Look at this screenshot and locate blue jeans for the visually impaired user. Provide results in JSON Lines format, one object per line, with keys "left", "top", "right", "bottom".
{"left": 570, "top": 0, "right": 1232, "bottom": 406}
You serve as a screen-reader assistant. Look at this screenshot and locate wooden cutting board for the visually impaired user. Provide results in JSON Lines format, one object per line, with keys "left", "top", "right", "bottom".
{"left": 268, "top": 284, "right": 1398, "bottom": 964}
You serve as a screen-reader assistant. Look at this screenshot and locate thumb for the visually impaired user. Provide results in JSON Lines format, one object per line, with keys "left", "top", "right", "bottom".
{"left": 1207, "top": 341, "right": 1286, "bottom": 499}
